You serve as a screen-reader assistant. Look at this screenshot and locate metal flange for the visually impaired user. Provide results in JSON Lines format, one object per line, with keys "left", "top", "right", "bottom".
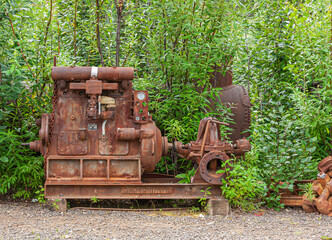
{"left": 199, "top": 151, "right": 230, "bottom": 185}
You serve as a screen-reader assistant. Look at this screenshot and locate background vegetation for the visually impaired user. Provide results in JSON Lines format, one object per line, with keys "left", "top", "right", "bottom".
{"left": 0, "top": 0, "right": 331, "bottom": 209}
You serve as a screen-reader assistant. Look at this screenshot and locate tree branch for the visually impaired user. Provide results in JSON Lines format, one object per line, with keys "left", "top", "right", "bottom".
{"left": 96, "top": 0, "right": 105, "bottom": 66}
{"left": 38, "top": 0, "right": 53, "bottom": 98}
{"left": 6, "top": 12, "right": 37, "bottom": 80}
{"left": 115, "top": 0, "right": 124, "bottom": 67}
{"left": 57, "top": 21, "right": 60, "bottom": 55}
{"left": 43, "top": 0, "right": 53, "bottom": 45}
{"left": 74, "top": 0, "right": 77, "bottom": 58}
{"left": 0, "top": 64, "right": 2, "bottom": 82}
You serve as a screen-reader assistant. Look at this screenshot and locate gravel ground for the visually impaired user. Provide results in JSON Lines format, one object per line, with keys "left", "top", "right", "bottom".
{"left": 0, "top": 202, "right": 331, "bottom": 240}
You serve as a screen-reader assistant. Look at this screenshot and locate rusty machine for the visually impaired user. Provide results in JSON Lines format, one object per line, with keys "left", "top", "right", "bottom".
{"left": 24, "top": 66, "right": 250, "bottom": 202}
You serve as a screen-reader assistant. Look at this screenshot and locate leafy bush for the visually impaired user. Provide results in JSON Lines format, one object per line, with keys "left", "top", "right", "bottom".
{"left": 0, "top": 130, "right": 44, "bottom": 198}
{"left": 175, "top": 167, "right": 196, "bottom": 183}
{"left": 218, "top": 157, "right": 265, "bottom": 212}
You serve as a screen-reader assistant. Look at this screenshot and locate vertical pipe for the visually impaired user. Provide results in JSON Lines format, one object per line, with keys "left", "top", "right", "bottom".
{"left": 102, "top": 120, "right": 108, "bottom": 136}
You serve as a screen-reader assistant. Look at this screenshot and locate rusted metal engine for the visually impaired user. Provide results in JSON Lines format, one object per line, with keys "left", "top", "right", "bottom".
{"left": 25, "top": 66, "right": 250, "bottom": 201}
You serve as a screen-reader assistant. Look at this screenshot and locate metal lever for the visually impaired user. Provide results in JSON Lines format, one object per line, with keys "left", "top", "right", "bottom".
{"left": 211, "top": 119, "right": 229, "bottom": 126}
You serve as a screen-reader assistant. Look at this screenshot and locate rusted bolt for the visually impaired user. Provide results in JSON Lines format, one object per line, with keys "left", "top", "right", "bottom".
{"left": 79, "top": 128, "right": 87, "bottom": 141}
{"left": 71, "top": 115, "right": 76, "bottom": 120}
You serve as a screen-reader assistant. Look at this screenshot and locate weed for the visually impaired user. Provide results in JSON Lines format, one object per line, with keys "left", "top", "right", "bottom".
{"left": 35, "top": 186, "right": 46, "bottom": 203}
{"left": 217, "top": 157, "right": 264, "bottom": 211}
{"left": 302, "top": 183, "right": 315, "bottom": 201}
{"left": 90, "top": 196, "right": 100, "bottom": 207}
{"left": 189, "top": 206, "right": 200, "bottom": 214}
{"left": 176, "top": 167, "right": 196, "bottom": 183}
{"left": 52, "top": 199, "right": 60, "bottom": 211}
{"left": 198, "top": 187, "right": 211, "bottom": 212}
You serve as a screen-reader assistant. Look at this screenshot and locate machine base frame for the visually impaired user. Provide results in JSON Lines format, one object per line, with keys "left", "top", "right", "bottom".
{"left": 45, "top": 174, "right": 223, "bottom": 200}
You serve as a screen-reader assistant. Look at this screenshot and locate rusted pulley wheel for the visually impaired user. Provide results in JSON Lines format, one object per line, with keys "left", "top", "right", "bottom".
{"left": 39, "top": 113, "right": 50, "bottom": 145}
{"left": 199, "top": 151, "right": 230, "bottom": 185}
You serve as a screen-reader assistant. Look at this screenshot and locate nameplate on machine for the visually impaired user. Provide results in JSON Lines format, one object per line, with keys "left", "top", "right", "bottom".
{"left": 121, "top": 187, "right": 173, "bottom": 195}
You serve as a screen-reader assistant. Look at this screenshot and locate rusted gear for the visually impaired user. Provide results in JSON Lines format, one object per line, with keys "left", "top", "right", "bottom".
{"left": 199, "top": 151, "right": 230, "bottom": 185}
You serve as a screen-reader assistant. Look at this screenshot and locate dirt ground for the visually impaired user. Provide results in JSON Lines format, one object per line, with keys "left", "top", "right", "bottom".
{"left": 0, "top": 202, "right": 331, "bottom": 240}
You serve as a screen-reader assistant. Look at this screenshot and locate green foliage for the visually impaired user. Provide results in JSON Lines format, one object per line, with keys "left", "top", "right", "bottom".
{"left": 1, "top": 0, "right": 332, "bottom": 212}
{"left": 189, "top": 206, "right": 200, "bottom": 214}
{"left": 198, "top": 187, "right": 211, "bottom": 212}
{"left": 35, "top": 186, "right": 46, "bottom": 203}
{"left": 0, "top": 130, "right": 44, "bottom": 198}
{"left": 90, "top": 196, "right": 100, "bottom": 207}
{"left": 233, "top": 0, "right": 331, "bottom": 209}
{"left": 52, "top": 199, "right": 60, "bottom": 210}
{"left": 131, "top": 0, "right": 236, "bottom": 142}
{"left": 218, "top": 157, "right": 265, "bottom": 212}
{"left": 176, "top": 167, "right": 196, "bottom": 183}
{"left": 302, "top": 183, "right": 315, "bottom": 201}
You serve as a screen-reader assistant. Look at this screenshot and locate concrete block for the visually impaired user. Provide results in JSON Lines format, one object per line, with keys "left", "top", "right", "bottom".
{"left": 207, "top": 198, "right": 230, "bottom": 216}
{"left": 48, "top": 199, "right": 67, "bottom": 212}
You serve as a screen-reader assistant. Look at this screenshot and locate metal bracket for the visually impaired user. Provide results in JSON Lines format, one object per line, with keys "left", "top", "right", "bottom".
{"left": 91, "top": 67, "right": 98, "bottom": 78}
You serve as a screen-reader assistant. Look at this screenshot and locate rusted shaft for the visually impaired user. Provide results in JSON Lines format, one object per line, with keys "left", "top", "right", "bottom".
{"left": 70, "top": 207, "right": 188, "bottom": 212}
{"left": 52, "top": 67, "right": 134, "bottom": 81}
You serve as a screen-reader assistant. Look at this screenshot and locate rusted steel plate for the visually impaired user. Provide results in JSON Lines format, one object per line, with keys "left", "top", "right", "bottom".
{"left": 46, "top": 157, "right": 141, "bottom": 181}
{"left": 69, "top": 82, "right": 118, "bottom": 91}
{"left": 45, "top": 182, "right": 223, "bottom": 199}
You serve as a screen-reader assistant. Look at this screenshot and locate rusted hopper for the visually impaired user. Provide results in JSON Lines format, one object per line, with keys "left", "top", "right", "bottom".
{"left": 210, "top": 68, "right": 251, "bottom": 142}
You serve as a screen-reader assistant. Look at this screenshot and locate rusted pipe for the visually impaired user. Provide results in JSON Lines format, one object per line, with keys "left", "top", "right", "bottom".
{"left": 211, "top": 119, "right": 229, "bottom": 126}
{"left": 52, "top": 67, "right": 135, "bottom": 81}
{"left": 70, "top": 207, "right": 188, "bottom": 212}
{"left": 200, "top": 120, "right": 211, "bottom": 157}
{"left": 102, "top": 120, "right": 107, "bottom": 136}
{"left": 116, "top": 128, "right": 141, "bottom": 141}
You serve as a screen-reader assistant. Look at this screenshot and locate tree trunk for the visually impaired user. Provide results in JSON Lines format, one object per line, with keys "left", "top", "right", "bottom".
{"left": 115, "top": 0, "right": 124, "bottom": 67}
{"left": 74, "top": 0, "right": 77, "bottom": 58}
{"left": 96, "top": 0, "right": 105, "bottom": 67}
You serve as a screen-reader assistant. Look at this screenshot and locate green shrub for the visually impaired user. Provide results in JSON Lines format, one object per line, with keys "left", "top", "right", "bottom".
{"left": 0, "top": 130, "right": 44, "bottom": 198}
{"left": 218, "top": 157, "right": 265, "bottom": 212}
